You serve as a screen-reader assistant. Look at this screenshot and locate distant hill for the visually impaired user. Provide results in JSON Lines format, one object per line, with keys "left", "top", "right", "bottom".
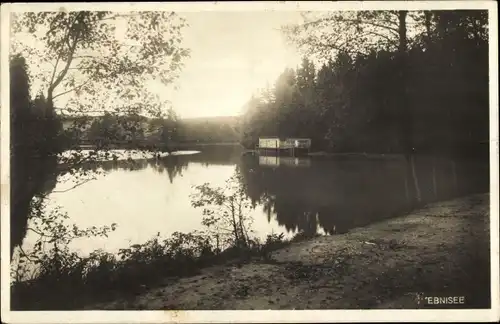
{"left": 180, "top": 115, "right": 240, "bottom": 124}
{"left": 177, "top": 115, "right": 241, "bottom": 143}
{"left": 59, "top": 113, "right": 242, "bottom": 144}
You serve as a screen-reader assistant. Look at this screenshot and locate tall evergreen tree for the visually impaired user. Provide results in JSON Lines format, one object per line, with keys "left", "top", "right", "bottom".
{"left": 10, "top": 55, "right": 61, "bottom": 258}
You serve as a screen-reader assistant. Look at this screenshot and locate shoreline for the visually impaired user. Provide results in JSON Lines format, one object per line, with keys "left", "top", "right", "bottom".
{"left": 242, "top": 150, "right": 488, "bottom": 160}
{"left": 90, "top": 192, "right": 491, "bottom": 310}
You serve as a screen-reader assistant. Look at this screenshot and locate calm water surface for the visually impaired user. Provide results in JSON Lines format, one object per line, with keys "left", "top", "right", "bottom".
{"left": 21, "top": 146, "right": 489, "bottom": 256}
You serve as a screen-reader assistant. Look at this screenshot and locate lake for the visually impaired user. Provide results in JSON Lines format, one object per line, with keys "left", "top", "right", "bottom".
{"left": 19, "top": 145, "right": 490, "bottom": 257}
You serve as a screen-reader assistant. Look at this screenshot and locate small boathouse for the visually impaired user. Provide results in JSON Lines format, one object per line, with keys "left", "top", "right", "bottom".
{"left": 256, "top": 137, "right": 311, "bottom": 156}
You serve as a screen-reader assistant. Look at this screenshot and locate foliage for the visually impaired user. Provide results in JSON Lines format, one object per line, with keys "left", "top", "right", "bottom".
{"left": 10, "top": 199, "right": 213, "bottom": 309}
{"left": 284, "top": 11, "right": 392, "bottom": 61}
{"left": 11, "top": 196, "right": 117, "bottom": 283}
{"left": 10, "top": 9, "right": 191, "bottom": 202}
{"left": 190, "top": 172, "right": 255, "bottom": 250}
{"left": 10, "top": 10, "right": 190, "bottom": 256}
{"left": 146, "top": 108, "right": 180, "bottom": 149}
{"left": 10, "top": 55, "right": 63, "bottom": 257}
{"left": 11, "top": 207, "right": 289, "bottom": 310}
{"left": 12, "top": 11, "right": 190, "bottom": 118}
{"left": 241, "top": 10, "right": 489, "bottom": 157}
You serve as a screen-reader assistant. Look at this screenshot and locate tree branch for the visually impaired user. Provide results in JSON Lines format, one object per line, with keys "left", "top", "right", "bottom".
{"left": 299, "top": 16, "right": 400, "bottom": 35}
{"left": 355, "top": 20, "right": 400, "bottom": 35}
{"left": 52, "top": 76, "right": 93, "bottom": 100}
{"left": 364, "top": 30, "right": 399, "bottom": 44}
{"left": 17, "top": 245, "right": 36, "bottom": 262}
{"left": 27, "top": 227, "right": 56, "bottom": 238}
{"left": 48, "top": 15, "right": 77, "bottom": 95}
{"left": 52, "top": 178, "right": 93, "bottom": 193}
{"left": 48, "top": 13, "right": 83, "bottom": 99}
{"left": 50, "top": 32, "right": 80, "bottom": 95}
{"left": 310, "top": 36, "right": 365, "bottom": 57}
{"left": 48, "top": 54, "right": 62, "bottom": 92}
{"left": 73, "top": 55, "right": 99, "bottom": 59}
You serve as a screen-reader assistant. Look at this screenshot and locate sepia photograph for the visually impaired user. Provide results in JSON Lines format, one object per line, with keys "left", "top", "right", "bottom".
{"left": 1, "top": 1, "right": 498, "bottom": 323}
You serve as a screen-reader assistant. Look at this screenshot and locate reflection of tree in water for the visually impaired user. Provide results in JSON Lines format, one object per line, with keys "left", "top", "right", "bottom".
{"left": 11, "top": 155, "right": 60, "bottom": 257}
{"left": 238, "top": 154, "right": 489, "bottom": 236}
{"left": 270, "top": 198, "right": 319, "bottom": 236}
{"left": 236, "top": 155, "right": 267, "bottom": 207}
{"left": 149, "top": 146, "right": 242, "bottom": 183}
{"left": 69, "top": 155, "right": 189, "bottom": 184}
{"left": 149, "top": 156, "right": 189, "bottom": 183}
{"left": 261, "top": 193, "right": 276, "bottom": 223}
{"left": 60, "top": 145, "right": 243, "bottom": 185}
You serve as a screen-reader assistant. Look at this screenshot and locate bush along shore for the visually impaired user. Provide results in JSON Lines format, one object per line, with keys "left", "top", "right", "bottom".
{"left": 11, "top": 192, "right": 490, "bottom": 310}
{"left": 10, "top": 174, "right": 318, "bottom": 310}
{"left": 11, "top": 230, "right": 317, "bottom": 310}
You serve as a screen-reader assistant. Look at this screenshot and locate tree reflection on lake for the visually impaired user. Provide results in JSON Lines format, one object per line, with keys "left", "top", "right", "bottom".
{"left": 20, "top": 146, "right": 489, "bottom": 257}
{"left": 239, "top": 153, "right": 489, "bottom": 235}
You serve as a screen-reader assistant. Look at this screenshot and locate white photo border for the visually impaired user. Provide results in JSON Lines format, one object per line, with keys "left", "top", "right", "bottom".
{"left": 1, "top": 1, "right": 498, "bottom": 323}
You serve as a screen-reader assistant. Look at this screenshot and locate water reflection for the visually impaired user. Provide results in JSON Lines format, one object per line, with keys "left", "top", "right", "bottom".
{"left": 238, "top": 154, "right": 489, "bottom": 236}
{"left": 11, "top": 153, "right": 60, "bottom": 257}
{"left": 28, "top": 147, "right": 488, "bottom": 256}
{"left": 258, "top": 155, "right": 312, "bottom": 168}
{"left": 78, "top": 146, "right": 240, "bottom": 169}
{"left": 66, "top": 145, "right": 243, "bottom": 183}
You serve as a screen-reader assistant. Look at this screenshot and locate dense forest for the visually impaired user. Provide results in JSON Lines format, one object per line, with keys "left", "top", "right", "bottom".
{"left": 240, "top": 10, "right": 489, "bottom": 157}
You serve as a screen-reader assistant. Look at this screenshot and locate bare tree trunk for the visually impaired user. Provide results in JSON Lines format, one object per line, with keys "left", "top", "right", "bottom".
{"left": 424, "top": 11, "right": 433, "bottom": 40}
{"left": 410, "top": 155, "right": 421, "bottom": 203}
{"left": 230, "top": 198, "right": 240, "bottom": 247}
{"left": 451, "top": 160, "right": 458, "bottom": 192}
{"left": 398, "top": 11, "right": 408, "bottom": 53}
{"left": 432, "top": 157, "right": 438, "bottom": 198}
{"left": 397, "top": 10, "right": 412, "bottom": 155}
{"left": 237, "top": 195, "right": 248, "bottom": 247}
{"left": 404, "top": 167, "right": 410, "bottom": 204}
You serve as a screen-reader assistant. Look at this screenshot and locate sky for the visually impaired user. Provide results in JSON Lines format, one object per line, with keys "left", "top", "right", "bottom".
{"left": 162, "top": 11, "right": 303, "bottom": 118}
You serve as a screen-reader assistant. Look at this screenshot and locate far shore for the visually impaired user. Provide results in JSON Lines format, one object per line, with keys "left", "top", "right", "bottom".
{"left": 307, "top": 151, "right": 404, "bottom": 159}
{"left": 90, "top": 192, "right": 491, "bottom": 310}
{"left": 243, "top": 149, "right": 405, "bottom": 159}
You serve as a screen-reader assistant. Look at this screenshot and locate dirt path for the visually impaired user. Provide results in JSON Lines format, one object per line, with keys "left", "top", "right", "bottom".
{"left": 91, "top": 193, "right": 490, "bottom": 310}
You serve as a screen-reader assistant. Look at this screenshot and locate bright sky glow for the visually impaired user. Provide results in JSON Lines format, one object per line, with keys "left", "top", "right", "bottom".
{"left": 161, "top": 11, "right": 303, "bottom": 118}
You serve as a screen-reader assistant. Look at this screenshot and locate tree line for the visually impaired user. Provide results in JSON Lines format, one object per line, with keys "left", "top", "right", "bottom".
{"left": 61, "top": 114, "right": 241, "bottom": 148}
{"left": 62, "top": 110, "right": 180, "bottom": 149}
{"left": 240, "top": 10, "right": 489, "bottom": 157}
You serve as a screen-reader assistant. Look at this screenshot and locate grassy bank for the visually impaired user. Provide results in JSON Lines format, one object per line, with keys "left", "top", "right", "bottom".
{"left": 88, "top": 193, "right": 491, "bottom": 310}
